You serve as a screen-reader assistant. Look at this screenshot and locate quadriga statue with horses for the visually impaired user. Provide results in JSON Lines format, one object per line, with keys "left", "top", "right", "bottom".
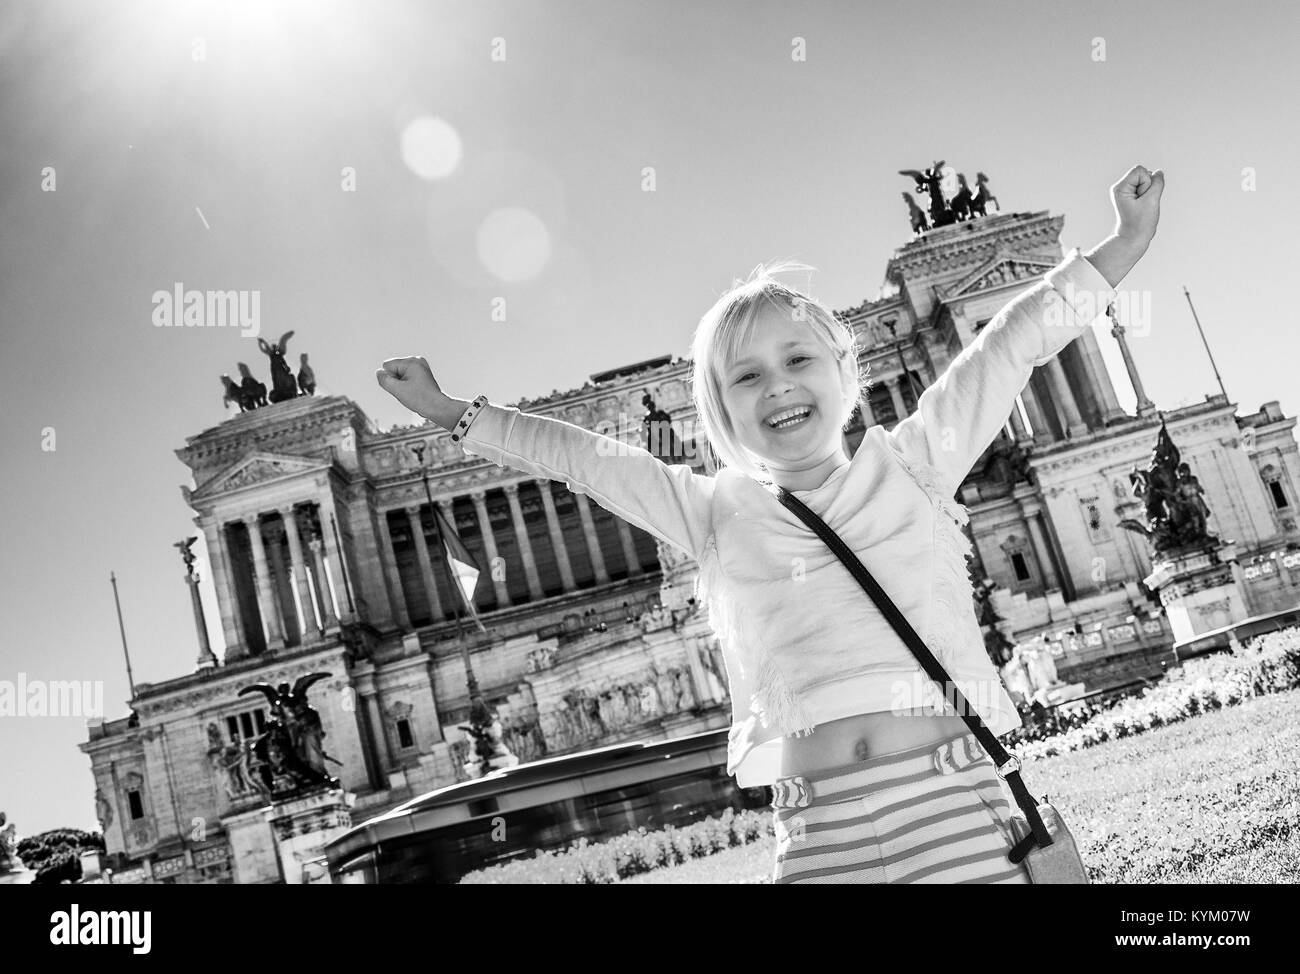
{"left": 217, "top": 331, "right": 319, "bottom": 413}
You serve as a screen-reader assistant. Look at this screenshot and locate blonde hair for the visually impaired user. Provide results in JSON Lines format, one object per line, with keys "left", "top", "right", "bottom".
{"left": 690, "top": 258, "right": 870, "bottom": 482}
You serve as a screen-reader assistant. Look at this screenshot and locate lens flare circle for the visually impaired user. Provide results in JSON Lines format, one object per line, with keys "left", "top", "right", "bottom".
{"left": 476, "top": 207, "right": 552, "bottom": 282}
{"left": 400, "top": 116, "right": 462, "bottom": 180}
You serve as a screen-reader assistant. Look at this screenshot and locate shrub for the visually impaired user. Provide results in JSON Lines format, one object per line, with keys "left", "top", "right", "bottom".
{"left": 460, "top": 807, "right": 775, "bottom": 884}
{"left": 16, "top": 828, "right": 104, "bottom": 885}
{"left": 1010, "top": 626, "right": 1300, "bottom": 763}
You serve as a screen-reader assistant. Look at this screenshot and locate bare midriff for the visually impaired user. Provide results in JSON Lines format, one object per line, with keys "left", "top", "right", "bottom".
{"left": 779, "top": 711, "right": 972, "bottom": 776}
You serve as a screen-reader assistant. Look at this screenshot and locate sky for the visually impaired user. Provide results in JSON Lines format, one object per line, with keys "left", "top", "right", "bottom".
{"left": 2, "top": 0, "right": 1298, "bottom": 836}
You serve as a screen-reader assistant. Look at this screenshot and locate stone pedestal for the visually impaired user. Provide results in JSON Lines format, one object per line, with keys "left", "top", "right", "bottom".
{"left": 1144, "top": 541, "right": 1250, "bottom": 647}
{"left": 223, "top": 803, "right": 284, "bottom": 885}
{"left": 223, "top": 788, "right": 355, "bottom": 884}
{"left": 267, "top": 789, "right": 355, "bottom": 885}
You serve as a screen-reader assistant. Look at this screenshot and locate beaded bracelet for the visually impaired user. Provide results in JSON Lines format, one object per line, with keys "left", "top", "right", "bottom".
{"left": 449, "top": 394, "right": 489, "bottom": 443}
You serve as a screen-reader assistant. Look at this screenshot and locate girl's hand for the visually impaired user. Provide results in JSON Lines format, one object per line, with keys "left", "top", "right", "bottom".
{"left": 376, "top": 356, "right": 446, "bottom": 419}
{"left": 1111, "top": 164, "right": 1164, "bottom": 251}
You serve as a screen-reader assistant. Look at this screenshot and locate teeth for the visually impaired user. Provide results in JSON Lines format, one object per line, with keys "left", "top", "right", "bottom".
{"left": 768, "top": 407, "right": 811, "bottom": 428}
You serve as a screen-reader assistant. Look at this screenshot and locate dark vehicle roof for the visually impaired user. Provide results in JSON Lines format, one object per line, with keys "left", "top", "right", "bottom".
{"left": 324, "top": 726, "right": 731, "bottom": 866}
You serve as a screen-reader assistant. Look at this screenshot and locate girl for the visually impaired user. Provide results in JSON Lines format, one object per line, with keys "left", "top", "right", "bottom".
{"left": 378, "top": 164, "right": 1164, "bottom": 883}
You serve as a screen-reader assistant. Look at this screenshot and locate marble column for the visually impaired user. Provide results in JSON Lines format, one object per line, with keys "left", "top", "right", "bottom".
{"left": 1043, "top": 357, "right": 1088, "bottom": 438}
{"left": 470, "top": 490, "right": 512, "bottom": 607}
{"left": 375, "top": 509, "right": 412, "bottom": 629}
{"left": 305, "top": 533, "right": 340, "bottom": 631}
{"left": 201, "top": 518, "right": 245, "bottom": 660}
{"left": 306, "top": 510, "right": 339, "bottom": 629}
{"left": 1074, "top": 332, "right": 1127, "bottom": 424}
{"left": 186, "top": 570, "right": 216, "bottom": 669}
{"left": 406, "top": 504, "right": 445, "bottom": 622}
{"left": 364, "top": 693, "right": 391, "bottom": 772}
{"left": 503, "top": 484, "right": 545, "bottom": 599}
{"left": 1007, "top": 398, "right": 1030, "bottom": 442}
{"left": 1020, "top": 379, "right": 1056, "bottom": 443}
{"left": 1020, "top": 504, "right": 1061, "bottom": 593}
{"left": 281, "top": 505, "right": 319, "bottom": 638}
{"left": 316, "top": 491, "right": 356, "bottom": 622}
{"left": 263, "top": 518, "right": 298, "bottom": 645}
{"left": 573, "top": 493, "right": 610, "bottom": 584}
{"left": 1110, "top": 313, "right": 1157, "bottom": 417}
{"left": 614, "top": 518, "right": 644, "bottom": 577}
{"left": 887, "top": 375, "right": 909, "bottom": 422}
{"left": 536, "top": 480, "right": 577, "bottom": 591}
{"left": 243, "top": 513, "right": 285, "bottom": 651}
{"left": 1036, "top": 507, "right": 1076, "bottom": 602}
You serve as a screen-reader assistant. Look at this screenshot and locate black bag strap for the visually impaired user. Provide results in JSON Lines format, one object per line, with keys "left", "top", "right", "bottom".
{"left": 774, "top": 484, "right": 1053, "bottom": 850}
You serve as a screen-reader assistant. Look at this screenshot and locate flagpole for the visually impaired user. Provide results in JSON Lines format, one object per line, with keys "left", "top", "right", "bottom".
{"left": 110, "top": 571, "right": 137, "bottom": 698}
{"left": 1182, "top": 285, "right": 1229, "bottom": 402}
{"left": 410, "top": 445, "right": 486, "bottom": 705}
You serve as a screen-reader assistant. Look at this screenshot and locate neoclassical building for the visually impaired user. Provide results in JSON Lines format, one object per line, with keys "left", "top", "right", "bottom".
{"left": 81, "top": 207, "right": 1300, "bottom": 883}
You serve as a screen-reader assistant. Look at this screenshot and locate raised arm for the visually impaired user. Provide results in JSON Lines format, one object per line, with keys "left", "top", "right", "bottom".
{"left": 886, "top": 247, "right": 1119, "bottom": 494}
{"left": 375, "top": 357, "right": 716, "bottom": 563}
{"left": 454, "top": 399, "right": 717, "bottom": 563}
{"left": 888, "top": 164, "right": 1163, "bottom": 496}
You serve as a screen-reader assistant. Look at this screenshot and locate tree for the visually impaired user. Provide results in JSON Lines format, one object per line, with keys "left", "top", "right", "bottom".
{"left": 15, "top": 828, "right": 105, "bottom": 884}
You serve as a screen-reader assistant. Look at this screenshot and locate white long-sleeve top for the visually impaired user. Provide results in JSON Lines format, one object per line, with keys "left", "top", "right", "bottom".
{"left": 456, "top": 246, "right": 1118, "bottom": 787}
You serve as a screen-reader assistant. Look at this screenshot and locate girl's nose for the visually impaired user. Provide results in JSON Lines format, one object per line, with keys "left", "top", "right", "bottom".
{"left": 764, "top": 376, "right": 795, "bottom": 397}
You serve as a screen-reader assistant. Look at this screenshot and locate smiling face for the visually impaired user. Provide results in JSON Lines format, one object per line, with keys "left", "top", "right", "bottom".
{"left": 720, "top": 301, "right": 849, "bottom": 478}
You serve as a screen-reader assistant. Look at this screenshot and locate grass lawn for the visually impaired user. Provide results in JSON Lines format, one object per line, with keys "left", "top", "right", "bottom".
{"left": 621, "top": 685, "right": 1300, "bottom": 883}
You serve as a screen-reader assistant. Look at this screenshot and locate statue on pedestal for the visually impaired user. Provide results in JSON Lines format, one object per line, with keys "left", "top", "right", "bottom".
{"left": 238, "top": 673, "right": 340, "bottom": 799}
{"left": 458, "top": 696, "right": 518, "bottom": 778}
{"left": 1119, "top": 418, "right": 1220, "bottom": 555}
{"left": 643, "top": 393, "right": 685, "bottom": 463}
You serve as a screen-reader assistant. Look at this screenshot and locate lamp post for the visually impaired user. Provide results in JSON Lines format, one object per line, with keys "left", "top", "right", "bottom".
{"left": 410, "top": 442, "right": 498, "bottom": 776}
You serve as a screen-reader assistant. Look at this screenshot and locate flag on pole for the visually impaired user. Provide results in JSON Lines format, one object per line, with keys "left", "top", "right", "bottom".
{"left": 433, "top": 502, "right": 488, "bottom": 633}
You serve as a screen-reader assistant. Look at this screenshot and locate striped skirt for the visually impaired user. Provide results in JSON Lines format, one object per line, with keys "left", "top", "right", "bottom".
{"left": 770, "top": 731, "right": 1031, "bottom": 884}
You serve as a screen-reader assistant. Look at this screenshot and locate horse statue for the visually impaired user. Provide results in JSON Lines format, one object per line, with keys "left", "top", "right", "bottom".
{"left": 901, "top": 191, "right": 930, "bottom": 235}
{"left": 969, "top": 172, "right": 999, "bottom": 217}
{"left": 297, "top": 352, "right": 316, "bottom": 395}
{"left": 220, "top": 374, "right": 250, "bottom": 412}
{"left": 257, "top": 330, "right": 299, "bottom": 404}
{"left": 948, "top": 172, "right": 974, "bottom": 222}
{"left": 236, "top": 362, "right": 268, "bottom": 409}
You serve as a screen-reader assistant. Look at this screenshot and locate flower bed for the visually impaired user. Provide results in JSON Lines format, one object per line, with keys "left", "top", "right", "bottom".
{"left": 459, "top": 806, "right": 774, "bottom": 884}
{"left": 1009, "top": 626, "right": 1300, "bottom": 763}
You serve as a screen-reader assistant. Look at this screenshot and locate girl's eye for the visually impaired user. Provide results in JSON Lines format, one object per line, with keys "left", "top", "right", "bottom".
{"left": 735, "top": 356, "right": 809, "bottom": 383}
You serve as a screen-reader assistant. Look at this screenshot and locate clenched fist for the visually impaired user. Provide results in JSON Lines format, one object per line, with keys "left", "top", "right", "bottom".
{"left": 1112, "top": 164, "right": 1164, "bottom": 250}
{"left": 376, "top": 356, "right": 446, "bottom": 420}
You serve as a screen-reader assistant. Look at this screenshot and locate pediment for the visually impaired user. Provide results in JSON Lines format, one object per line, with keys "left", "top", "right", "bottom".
{"left": 941, "top": 251, "right": 1058, "bottom": 301}
{"left": 192, "top": 452, "right": 329, "bottom": 499}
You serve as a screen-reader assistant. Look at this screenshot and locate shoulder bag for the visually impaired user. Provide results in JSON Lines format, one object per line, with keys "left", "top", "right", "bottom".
{"left": 774, "top": 484, "right": 1090, "bottom": 884}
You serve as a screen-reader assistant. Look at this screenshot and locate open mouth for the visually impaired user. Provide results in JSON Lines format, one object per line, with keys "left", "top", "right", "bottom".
{"left": 765, "top": 405, "right": 814, "bottom": 431}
